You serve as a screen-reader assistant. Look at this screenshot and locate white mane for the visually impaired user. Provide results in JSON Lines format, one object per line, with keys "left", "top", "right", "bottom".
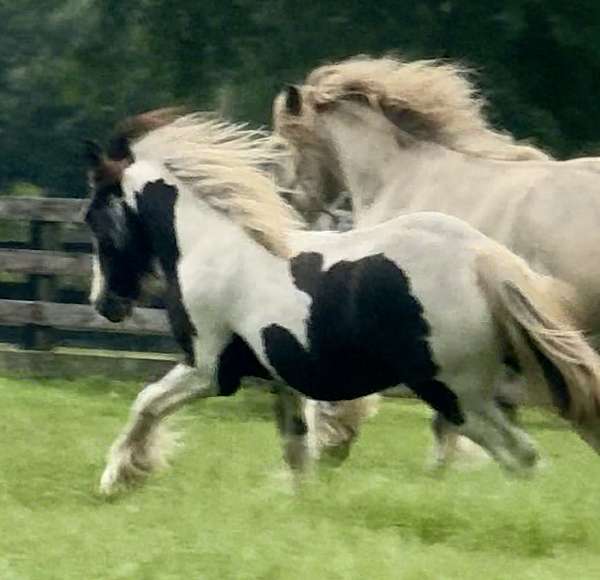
{"left": 280, "top": 55, "right": 552, "bottom": 161}
{"left": 132, "top": 114, "right": 302, "bottom": 257}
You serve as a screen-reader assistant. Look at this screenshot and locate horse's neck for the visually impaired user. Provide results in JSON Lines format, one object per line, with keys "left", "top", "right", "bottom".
{"left": 321, "top": 116, "right": 479, "bottom": 225}
{"left": 172, "top": 192, "right": 267, "bottom": 282}
{"left": 170, "top": 192, "right": 297, "bottom": 330}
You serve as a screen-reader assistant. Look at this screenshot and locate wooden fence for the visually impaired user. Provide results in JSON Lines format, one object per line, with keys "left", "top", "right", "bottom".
{"left": 0, "top": 196, "right": 413, "bottom": 398}
{"left": 0, "top": 196, "right": 176, "bottom": 379}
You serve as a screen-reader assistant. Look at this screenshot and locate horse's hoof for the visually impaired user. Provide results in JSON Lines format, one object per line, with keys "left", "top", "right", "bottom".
{"left": 99, "top": 466, "right": 120, "bottom": 495}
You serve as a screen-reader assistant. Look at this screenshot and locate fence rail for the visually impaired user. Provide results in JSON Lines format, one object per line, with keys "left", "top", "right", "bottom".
{"left": 0, "top": 196, "right": 411, "bottom": 389}
{"left": 0, "top": 197, "right": 87, "bottom": 223}
{"left": 0, "top": 299, "right": 169, "bottom": 334}
{"left": 0, "top": 249, "right": 92, "bottom": 276}
{"left": 0, "top": 196, "right": 175, "bottom": 376}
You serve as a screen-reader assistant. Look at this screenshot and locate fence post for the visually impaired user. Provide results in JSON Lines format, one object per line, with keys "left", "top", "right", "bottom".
{"left": 22, "top": 220, "right": 62, "bottom": 350}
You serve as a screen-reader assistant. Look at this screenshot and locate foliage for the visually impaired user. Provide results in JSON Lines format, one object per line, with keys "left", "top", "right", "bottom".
{"left": 2, "top": 1, "right": 600, "bottom": 197}
{"left": 2, "top": 376, "right": 600, "bottom": 579}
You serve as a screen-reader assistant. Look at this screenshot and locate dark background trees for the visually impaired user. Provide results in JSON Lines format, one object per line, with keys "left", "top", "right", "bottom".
{"left": 2, "top": 0, "right": 600, "bottom": 197}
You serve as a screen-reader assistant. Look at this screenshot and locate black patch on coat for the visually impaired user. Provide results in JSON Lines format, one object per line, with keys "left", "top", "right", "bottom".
{"left": 262, "top": 253, "right": 464, "bottom": 425}
{"left": 413, "top": 380, "right": 464, "bottom": 425}
{"left": 135, "top": 180, "right": 197, "bottom": 366}
{"left": 216, "top": 334, "right": 272, "bottom": 396}
{"left": 290, "top": 252, "right": 324, "bottom": 297}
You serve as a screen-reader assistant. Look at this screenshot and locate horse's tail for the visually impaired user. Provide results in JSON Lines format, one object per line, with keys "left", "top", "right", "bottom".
{"left": 476, "top": 245, "right": 600, "bottom": 430}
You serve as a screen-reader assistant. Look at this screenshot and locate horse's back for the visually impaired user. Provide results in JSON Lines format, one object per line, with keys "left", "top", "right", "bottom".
{"left": 295, "top": 211, "right": 488, "bottom": 259}
{"left": 510, "top": 164, "right": 600, "bottom": 312}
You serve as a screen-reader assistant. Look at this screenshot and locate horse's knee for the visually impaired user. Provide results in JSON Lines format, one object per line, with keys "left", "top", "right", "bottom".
{"left": 132, "top": 384, "right": 161, "bottom": 416}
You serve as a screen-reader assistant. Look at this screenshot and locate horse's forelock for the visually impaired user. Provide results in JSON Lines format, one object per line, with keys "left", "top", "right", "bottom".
{"left": 106, "top": 107, "right": 187, "bottom": 162}
{"left": 92, "top": 108, "right": 188, "bottom": 190}
{"left": 114, "top": 107, "right": 187, "bottom": 143}
{"left": 90, "top": 156, "right": 130, "bottom": 192}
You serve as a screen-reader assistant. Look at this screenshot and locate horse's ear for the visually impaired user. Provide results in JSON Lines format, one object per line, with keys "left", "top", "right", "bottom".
{"left": 83, "top": 139, "right": 104, "bottom": 168}
{"left": 285, "top": 85, "right": 303, "bottom": 116}
{"left": 82, "top": 139, "right": 128, "bottom": 194}
{"left": 107, "top": 134, "right": 133, "bottom": 162}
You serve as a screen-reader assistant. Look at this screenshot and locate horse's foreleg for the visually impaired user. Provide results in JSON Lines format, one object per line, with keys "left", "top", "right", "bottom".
{"left": 100, "top": 363, "right": 215, "bottom": 494}
{"left": 274, "top": 387, "right": 315, "bottom": 482}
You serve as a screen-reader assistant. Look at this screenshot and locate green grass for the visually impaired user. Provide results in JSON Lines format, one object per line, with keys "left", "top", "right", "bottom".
{"left": 2, "top": 377, "right": 600, "bottom": 580}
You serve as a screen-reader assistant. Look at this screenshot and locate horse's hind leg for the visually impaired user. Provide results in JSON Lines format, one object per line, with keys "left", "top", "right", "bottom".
{"left": 310, "top": 396, "right": 379, "bottom": 466}
{"left": 485, "top": 403, "right": 538, "bottom": 469}
{"left": 430, "top": 398, "right": 521, "bottom": 471}
{"left": 274, "top": 387, "right": 315, "bottom": 483}
{"left": 429, "top": 367, "right": 523, "bottom": 470}
{"left": 459, "top": 401, "right": 539, "bottom": 473}
{"left": 494, "top": 363, "right": 525, "bottom": 424}
{"left": 430, "top": 413, "right": 460, "bottom": 471}
{"left": 100, "top": 363, "right": 215, "bottom": 494}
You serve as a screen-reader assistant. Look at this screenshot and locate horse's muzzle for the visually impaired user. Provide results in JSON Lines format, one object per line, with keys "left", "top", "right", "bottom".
{"left": 95, "top": 293, "right": 133, "bottom": 323}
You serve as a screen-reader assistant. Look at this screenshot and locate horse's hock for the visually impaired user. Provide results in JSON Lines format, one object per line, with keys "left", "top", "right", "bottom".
{"left": 0, "top": 196, "right": 176, "bottom": 379}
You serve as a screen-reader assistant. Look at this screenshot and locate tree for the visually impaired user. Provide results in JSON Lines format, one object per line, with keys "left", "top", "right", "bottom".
{"left": 2, "top": 0, "right": 600, "bottom": 197}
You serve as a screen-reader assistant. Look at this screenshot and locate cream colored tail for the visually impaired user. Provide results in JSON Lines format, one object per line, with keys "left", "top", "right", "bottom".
{"left": 476, "top": 245, "right": 600, "bottom": 428}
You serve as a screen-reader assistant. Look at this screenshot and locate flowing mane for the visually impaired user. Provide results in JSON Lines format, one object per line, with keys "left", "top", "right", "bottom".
{"left": 298, "top": 55, "right": 551, "bottom": 161}
{"left": 130, "top": 113, "right": 302, "bottom": 257}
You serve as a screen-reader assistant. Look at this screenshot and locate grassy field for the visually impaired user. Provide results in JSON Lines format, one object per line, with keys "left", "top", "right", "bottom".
{"left": 2, "top": 377, "right": 600, "bottom": 580}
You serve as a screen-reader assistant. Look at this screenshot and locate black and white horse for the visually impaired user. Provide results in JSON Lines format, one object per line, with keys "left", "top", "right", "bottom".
{"left": 84, "top": 112, "right": 600, "bottom": 494}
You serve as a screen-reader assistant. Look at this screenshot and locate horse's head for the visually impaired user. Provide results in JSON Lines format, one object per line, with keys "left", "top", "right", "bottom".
{"left": 83, "top": 139, "right": 153, "bottom": 322}
{"left": 273, "top": 85, "right": 347, "bottom": 222}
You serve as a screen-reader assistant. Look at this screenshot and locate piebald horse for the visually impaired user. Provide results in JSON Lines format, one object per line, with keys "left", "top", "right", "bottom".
{"left": 84, "top": 112, "right": 600, "bottom": 494}
{"left": 273, "top": 55, "right": 600, "bottom": 461}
